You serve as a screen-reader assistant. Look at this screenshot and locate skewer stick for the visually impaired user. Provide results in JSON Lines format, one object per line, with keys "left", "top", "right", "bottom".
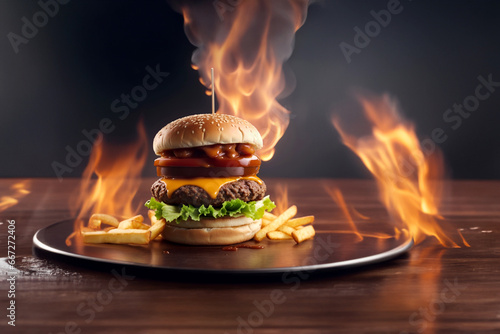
{"left": 211, "top": 67, "right": 215, "bottom": 114}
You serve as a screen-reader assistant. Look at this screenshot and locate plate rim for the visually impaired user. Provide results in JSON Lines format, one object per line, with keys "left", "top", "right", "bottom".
{"left": 33, "top": 220, "right": 414, "bottom": 275}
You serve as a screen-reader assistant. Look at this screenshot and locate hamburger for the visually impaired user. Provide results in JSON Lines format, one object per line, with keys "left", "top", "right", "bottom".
{"left": 145, "top": 113, "right": 275, "bottom": 245}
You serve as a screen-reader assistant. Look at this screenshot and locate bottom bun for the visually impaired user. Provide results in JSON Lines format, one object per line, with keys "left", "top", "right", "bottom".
{"left": 161, "top": 217, "right": 262, "bottom": 246}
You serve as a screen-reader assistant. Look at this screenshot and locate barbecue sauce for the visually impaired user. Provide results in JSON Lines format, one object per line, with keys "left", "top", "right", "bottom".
{"left": 158, "top": 143, "right": 263, "bottom": 199}
{"left": 163, "top": 143, "right": 255, "bottom": 159}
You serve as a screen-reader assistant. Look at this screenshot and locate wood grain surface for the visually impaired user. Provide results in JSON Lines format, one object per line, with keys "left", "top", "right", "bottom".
{"left": 1, "top": 178, "right": 499, "bottom": 334}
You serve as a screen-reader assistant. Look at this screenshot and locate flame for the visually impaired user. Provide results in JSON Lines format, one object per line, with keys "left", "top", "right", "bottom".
{"left": 66, "top": 121, "right": 148, "bottom": 246}
{"left": 323, "top": 185, "right": 394, "bottom": 240}
{"left": 333, "top": 94, "right": 465, "bottom": 247}
{"left": 273, "top": 184, "right": 289, "bottom": 215}
{"left": 325, "top": 187, "right": 363, "bottom": 242}
{"left": 180, "top": 0, "right": 309, "bottom": 160}
{"left": 0, "top": 180, "right": 31, "bottom": 212}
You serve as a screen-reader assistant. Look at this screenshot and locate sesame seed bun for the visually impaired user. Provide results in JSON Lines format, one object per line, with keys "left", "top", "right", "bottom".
{"left": 165, "top": 216, "right": 259, "bottom": 229}
{"left": 161, "top": 217, "right": 262, "bottom": 245}
{"left": 153, "top": 113, "right": 263, "bottom": 155}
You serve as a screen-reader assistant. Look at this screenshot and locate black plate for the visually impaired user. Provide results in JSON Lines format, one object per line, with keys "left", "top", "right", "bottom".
{"left": 33, "top": 219, "right": 413, "bottom": 275}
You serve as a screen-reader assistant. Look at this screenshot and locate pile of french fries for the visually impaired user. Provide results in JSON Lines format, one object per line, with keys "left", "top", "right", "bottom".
{"left": 255, "top": 205, "right": 315, "bottom": 244}
{"left": 81, "top": 207, "right": 314, "bottom": 246}
{"left": 81, "top": 211, "right": 166, "bottom": 245}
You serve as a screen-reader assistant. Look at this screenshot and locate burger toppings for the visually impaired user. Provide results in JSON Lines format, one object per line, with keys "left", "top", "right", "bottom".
{"left": 156, "top": 166, "right": 260, "bottom": 178}
{"left": 145, "top": 113, "right": 275, "bottom": 245}
{"left": 162, "top": 143, "right": 256, "bottom": 159}
{"left": 145, "top": 195, "right": 275, "bottom": 224}
{"left": 146, "top": 165, "right": 275, "bottom": 223}
{"left": 157, "top": 176, "right": 263, "bottom": 200}
{"left": 151, "top": 178, "right": 266, "bottom": 207}
{"left": 154, "top": 143, "right": 261, "bottom": 179}
{"left": 154, "top": 154, "right": 260, "bottom": 171}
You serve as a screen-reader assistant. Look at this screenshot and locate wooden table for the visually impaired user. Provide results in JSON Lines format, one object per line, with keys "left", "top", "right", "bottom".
{"left": 1, "top": 178, "right": 499, "bottom": 333}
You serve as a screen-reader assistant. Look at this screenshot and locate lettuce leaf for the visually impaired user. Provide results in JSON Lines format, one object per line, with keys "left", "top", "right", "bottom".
{"left": 144, "top": 196, "right": 276, "bottom": 223}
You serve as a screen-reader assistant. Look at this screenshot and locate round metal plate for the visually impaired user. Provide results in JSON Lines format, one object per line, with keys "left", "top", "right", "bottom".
{"left": 33, "top": 219, "right": 413, "bottom": 275}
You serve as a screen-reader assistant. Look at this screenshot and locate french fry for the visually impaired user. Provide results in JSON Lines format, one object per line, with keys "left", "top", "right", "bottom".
{"left": 148, "top": 210, "right": 164, "bottom": 225}
{"left": 89, "top": 213, "right": 119, "bottom": 228}
{"left": 123, "top": 215, "right": 144, "bottom": 224}
{"left": 88, "top": 219, "right": 101, "bottom": 230}
{"left": 277, "top": 225, "right": 296, "bottom": 236}
{"left": 149, "top": 219, "right": 166, "bottom": 240}
{"left": 261, "top": 219, "right": 272, "bottom": 227}
{"left": 267, "top": 231, "right": 292, "bottom": 240}
{"left": 82, "top": 229, "right": 151, "bottom": 245}
{"left": 263, "top": 212, "right": 277, "bottom": 220}
{"left": 292, "top": 225, "right": 315, "bottom": 244}
{"left": 285, "top": 215, "right": 315, "bottom": 228}
{"left": 254, "top": 205, "right": 297, "bottom": 242}
{"left": 118, "top": 219, "right": 150, "bottom": 230}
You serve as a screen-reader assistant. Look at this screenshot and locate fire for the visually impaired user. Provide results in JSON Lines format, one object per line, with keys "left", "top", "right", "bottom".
{"left": 324, "top": 186, "right": 395, "bottom": 240}
{"left": 324, "top": 187, "right": 364, "bottom": 242}
{"left": 273, "top": 184, "right": 289, "bottom": 215}
{"left": 66, "top": 121, "right": 148, "bottom": 245}
{"left": 0, "top": 180, "right": 31, "bottom": 212}
{"left": 332, "top": 94, "right": 465, "bottom": 247}
{"left": 180, "top": 0, "right": 310, "bottom": 160}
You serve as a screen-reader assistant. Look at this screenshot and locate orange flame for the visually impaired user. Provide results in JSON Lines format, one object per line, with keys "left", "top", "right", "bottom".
{"left": 66, "top": 121, "right": 148, "bottom": 245}
{"left": 0, "top": 180, "right": 31, "bottom": 212}
{"left": 180, "top": 0, "right": 309, "bottom": 160}
{"left": 273, "top": 184, "right": 289, "bottom": 215}
{"left": 333, "top": 94, "right": 464, "bottom": 247}
{"left": 324, "top": 187, "right": 364, "bottom": 242}
{"left": 324, "top": 186, "right": 394, "bottom": 240}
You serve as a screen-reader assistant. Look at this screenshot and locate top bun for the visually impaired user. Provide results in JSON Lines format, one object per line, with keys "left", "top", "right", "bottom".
{"left": 153, "top": 113, "right": 263, "bottom": 155}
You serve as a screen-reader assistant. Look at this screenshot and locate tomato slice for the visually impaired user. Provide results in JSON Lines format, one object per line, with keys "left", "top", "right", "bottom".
{"left": 157, "top": 166, "right": 260, "bottom": 178}
{"left": 154, "top": 155, "right": 261, "bottom": 168}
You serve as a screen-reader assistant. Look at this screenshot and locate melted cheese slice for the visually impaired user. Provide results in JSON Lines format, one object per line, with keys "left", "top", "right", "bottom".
{"left": 161, "top": 176, "right": 263, "bottom": 199}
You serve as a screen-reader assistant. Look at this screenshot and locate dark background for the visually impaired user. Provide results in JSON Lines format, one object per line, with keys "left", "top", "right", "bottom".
{"left": 1, "top": 0, "right": 499, "bottom": 179}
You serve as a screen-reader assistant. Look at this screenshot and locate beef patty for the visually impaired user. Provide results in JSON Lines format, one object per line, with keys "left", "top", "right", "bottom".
{"left": 151, "top": 178, "right": 266, "bottom": 207}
